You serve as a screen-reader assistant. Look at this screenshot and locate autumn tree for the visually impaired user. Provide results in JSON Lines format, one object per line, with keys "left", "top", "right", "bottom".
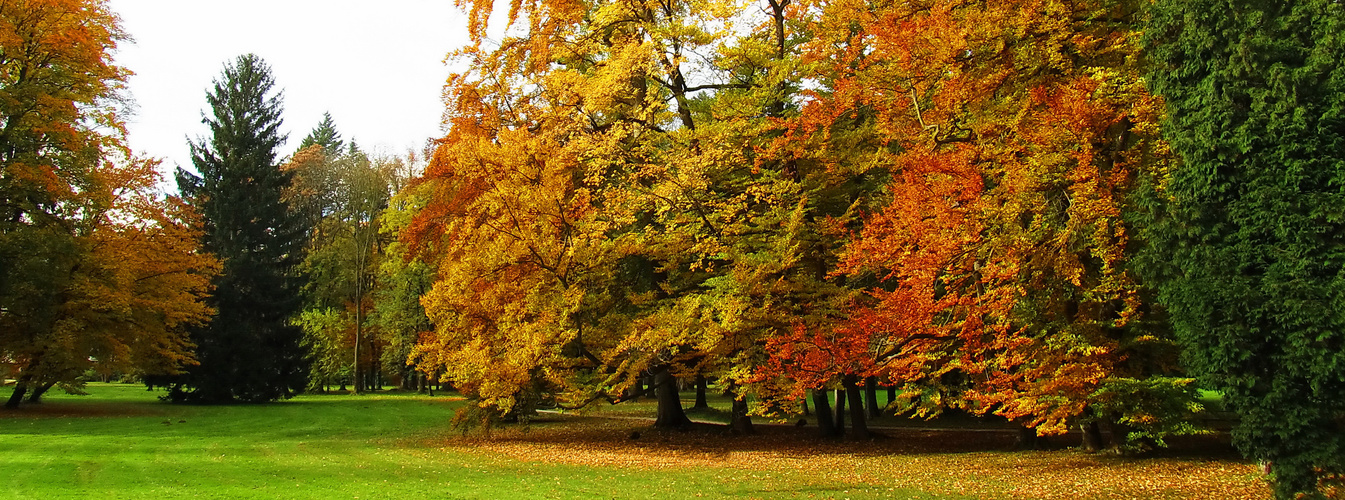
{"left": 405, "top": 0, "right": 773, "bottom": 428}
{"left": 1, "top": 0, "right": 217, "bottom": 408}
{"left": 288, "top": 133, "right": 392, "bottom": 393}
{"left": 766, "top": 0, "right": 1194, "bottom": 447}
{"left": 371, "top": 161, "right": 435, "bottom": 391}
{"left": 407, "top": 61, "right": 622, "bottom": 423}
{"left": 171, "top": 54, "right": 309, "bottom": 403}
{"left": 1142, "top": 1, "right": 1345, "bottom": 496}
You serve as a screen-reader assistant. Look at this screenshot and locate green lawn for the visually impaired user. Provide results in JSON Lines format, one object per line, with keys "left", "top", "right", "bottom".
{"left": 0, "top": 384, "right": 961, "bottom": 499}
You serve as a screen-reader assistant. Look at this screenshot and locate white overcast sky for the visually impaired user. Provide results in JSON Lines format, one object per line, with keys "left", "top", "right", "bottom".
{"left": 107, "top": 1, "right": 475, "bottom": 178}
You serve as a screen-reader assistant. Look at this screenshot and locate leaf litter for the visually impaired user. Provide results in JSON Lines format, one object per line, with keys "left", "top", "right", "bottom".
{"left": 433, "top": 415, "right": 1269, "bottom": 500}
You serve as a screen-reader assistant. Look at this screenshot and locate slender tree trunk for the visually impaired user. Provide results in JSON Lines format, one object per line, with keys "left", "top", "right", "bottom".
{"left": 886, "top": 385, "right": 897, "bottom": 412}
{"left": 353, "top": 333, "right": 362, "bottom": 394}
{"left": 801, "top": 396, "right": 810, "bottom": 416}
{"left": 371, "top": 357, "right": 380, "bottom": 391}
{"left": 652, "top": 367, "right": 691, "bottom": 429}
{"left": 844, "top": 375, "right": 870, "bottom": 439}
{"left": 693, "top": 374, "right": 709, "bottom": 410}
{"left": 864, "top": 376, "right": 880, "bottom": 419}
{"left": 376, "top": 344, "right": 384, "bottom": 390}
{"left": 367, "top": 342, "right": 376, "bottom": 392}
{"left": 811, "top": 389, "right": 835, "bottom": 437}
{"left": 353, "top": 232, "right": 371, "bottom": 394}
{"left": 833, "top": 388, "right": 846, "bottom": 437}
{"left": 25, "top": 381, "right": 55, "bottom": 403}
{"left": 1081, "top": 421, "right": 1105, "bottom": 452}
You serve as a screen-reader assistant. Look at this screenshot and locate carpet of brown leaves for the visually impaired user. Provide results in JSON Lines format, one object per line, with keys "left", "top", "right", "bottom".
{"left": 438, "top": 416, "right": 1269, "bottom": 500}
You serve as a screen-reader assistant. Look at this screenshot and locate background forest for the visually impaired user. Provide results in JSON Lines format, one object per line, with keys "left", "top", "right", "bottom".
{"left": 1, "top": 1, "right": 1342, "bottom": 499}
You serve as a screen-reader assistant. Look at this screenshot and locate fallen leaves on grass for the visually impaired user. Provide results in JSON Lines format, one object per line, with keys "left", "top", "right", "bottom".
{"left": 436, "top": 416, "right": 1269, "bottom": 500}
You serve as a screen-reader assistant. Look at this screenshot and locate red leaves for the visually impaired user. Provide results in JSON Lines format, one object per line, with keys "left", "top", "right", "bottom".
{"left": 756, "top": 0, "right": 1175, "bottom": 430}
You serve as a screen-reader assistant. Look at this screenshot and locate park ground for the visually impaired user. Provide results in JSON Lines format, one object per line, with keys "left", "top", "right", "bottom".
{"left": 0, "top": 383, "right": 1268, "bottom": 499}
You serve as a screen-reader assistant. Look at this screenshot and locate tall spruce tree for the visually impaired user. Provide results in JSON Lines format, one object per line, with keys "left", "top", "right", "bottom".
{"left": 172, "top": 54, "right": 310, "bottom": 403}
{"left": 1143, "top": 2, "right": 1345, "bottom": 497}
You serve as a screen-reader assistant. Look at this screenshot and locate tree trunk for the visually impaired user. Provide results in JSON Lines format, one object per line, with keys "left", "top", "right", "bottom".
{"left": 626, "top": 375, "right": 645, "bottom": 401}
{"left": 693, "top": 374, "right": 709, "bottom": 409}
{"left": 374, "top": 344, "right": 384, "bottom": 390}
{"left": 1017, "top": 425, "right": 1040, "bottom": 450}
{"left": 353, "top": 313, "right": 362, "bottom": 394}
{"left": 6, "top": 358, "right": 41, "bottom": 409}
{"left": 845, "top": 375, "right": 870, "bottom": 439}
{"left": 25, "top": 381, "right": 55, "bottom": 403}
{"left": 372, "top": 364, "right": 381, "bottom": 391}
{"left": 864, "top": 376, "right": 881, "bottom": 419}
{"left": 811, "top": 389, "right": 835, "bottom": 437}
{"left": 1081, "top": 421, "right": 1105, "bottom": 452}
{"left": 833, "top": 388, "right": 846, "bottom": 437}
{"left": 727, "top": 385, "right": 755, "bottom": 435}
{"left": 1110, "top": 414, "right": 1146, "bottom": 452}
{"left": 886, "top": 386, "right": 897, "bottom": 412}
{"left": 801, "top": 396, "right": 810, "bottom": 416}
{"left": 5, "top": 381, "right": 29, "bottom": 409}
{"left": 652, "top": 367, "right": 691, "bottom": 429}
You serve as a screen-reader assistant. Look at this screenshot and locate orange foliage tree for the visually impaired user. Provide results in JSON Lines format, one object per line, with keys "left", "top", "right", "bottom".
{"left": 0, "top": 0, "right": 218, "bottom": 407}
{"left": 764, "top": 0, "right": 1194, "bottom": 447}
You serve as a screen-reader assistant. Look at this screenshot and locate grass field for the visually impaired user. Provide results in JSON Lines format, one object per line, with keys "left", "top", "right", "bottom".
{"left": 0, "top": 384, "right": 1268, "bottom": 499}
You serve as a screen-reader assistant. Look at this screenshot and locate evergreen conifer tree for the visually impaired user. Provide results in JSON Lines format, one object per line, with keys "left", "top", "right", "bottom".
{"left": 299, "top": 112, "right": 344, "bottom": 153}
{"left": 1143, "top": 2, "right": 1345, "bottom": 497}
{"left": 172, "top": 54, "right": 310, "bottom": 403}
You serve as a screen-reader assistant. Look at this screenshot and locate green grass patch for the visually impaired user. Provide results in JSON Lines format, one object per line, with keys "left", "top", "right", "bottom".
{"left": 1, "top": 384, "right": 963, "bottom": 499}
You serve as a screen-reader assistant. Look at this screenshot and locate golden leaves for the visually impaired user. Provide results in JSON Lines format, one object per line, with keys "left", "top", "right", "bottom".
{"left": 444, "top": 417, "right": 1270, "bottom": 500}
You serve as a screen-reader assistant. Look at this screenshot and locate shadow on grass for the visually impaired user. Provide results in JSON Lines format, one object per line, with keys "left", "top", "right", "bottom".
{"left": 449, "top": 412, "right": 1244, "bottom": 463}
{"left": 0, "top": 401, "right": 166, "bottom": 419}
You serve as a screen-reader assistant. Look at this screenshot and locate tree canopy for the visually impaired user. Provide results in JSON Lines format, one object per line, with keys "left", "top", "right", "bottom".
{"left": 1, "top": 0, "right": 218, "bottom": 408}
